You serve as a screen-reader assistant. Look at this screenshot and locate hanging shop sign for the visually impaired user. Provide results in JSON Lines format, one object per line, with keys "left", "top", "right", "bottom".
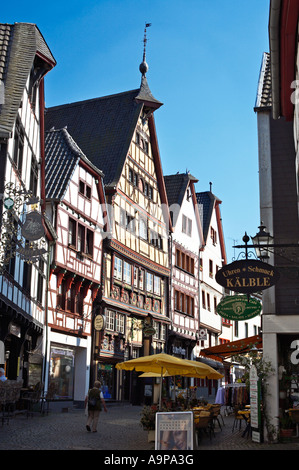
{"left": 21, "top": 211, "right": 45, "bottom": 241}
{"left": 215, "top": 259, "right": 280, "bottom": 294}
{"left": 216, "top": 295, "right": 262, "bottom": 321}
{"left": 94, "top": 314, "right": 105, "bottom": 331}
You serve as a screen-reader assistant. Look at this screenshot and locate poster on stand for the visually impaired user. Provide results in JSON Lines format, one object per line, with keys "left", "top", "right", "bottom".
{"left": 155, "top": 411, "right": 193, "bottom": 450}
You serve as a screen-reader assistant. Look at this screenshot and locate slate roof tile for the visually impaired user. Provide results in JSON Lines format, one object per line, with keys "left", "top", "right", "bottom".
{"left": 45, "top": 90, "right": 144, "bottom": 189}
{"left": 45, "top": 127, "right": 103, "bottom": 201}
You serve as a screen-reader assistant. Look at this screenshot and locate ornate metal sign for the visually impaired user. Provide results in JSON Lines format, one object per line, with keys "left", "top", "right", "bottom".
{"left": 0, "top": 183, "right": 47, "bottom": 271}
{"left": 216, "top": 295, "right": 262, "bottom": 321}
{"left": 21, "top": 211, "right": 45, "bottom": 241}
{"left": 215, "top": 259, "right": 280, "bottom": 294}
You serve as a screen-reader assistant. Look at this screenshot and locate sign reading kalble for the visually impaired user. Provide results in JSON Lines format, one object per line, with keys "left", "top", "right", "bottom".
{"left": 215, "top": 259, "right": 280, "bottom": 294}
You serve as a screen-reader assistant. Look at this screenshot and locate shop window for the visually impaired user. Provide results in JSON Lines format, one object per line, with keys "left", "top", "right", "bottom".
{"left": 49, "top": 346, "right": 75, "bottom": 400}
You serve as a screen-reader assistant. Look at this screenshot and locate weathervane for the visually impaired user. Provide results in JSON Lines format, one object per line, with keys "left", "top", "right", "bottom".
{"left": 140, "top": 22, "right": 151, "bottom": 76}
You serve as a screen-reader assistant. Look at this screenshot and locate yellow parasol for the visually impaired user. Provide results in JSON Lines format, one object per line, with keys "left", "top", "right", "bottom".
{"left": 116, "top": 353, "right": 223, "bottom": 408}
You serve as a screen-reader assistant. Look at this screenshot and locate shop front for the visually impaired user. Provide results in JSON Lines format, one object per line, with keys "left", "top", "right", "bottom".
{"left": 0, "top": 302, "right": 43, "bottom": 387}
{"left": 46, "top": 331, "right": 91, "bottom": 410}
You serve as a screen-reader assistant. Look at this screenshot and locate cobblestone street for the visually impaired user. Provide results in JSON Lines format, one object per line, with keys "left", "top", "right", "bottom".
{"left": 0, "top": 404, "right": 298, "bottom": 452}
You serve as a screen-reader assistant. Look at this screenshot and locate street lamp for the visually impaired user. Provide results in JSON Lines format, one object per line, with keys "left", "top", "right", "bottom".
{"left": 233, "top": 222, "right": 299, "bottom": 262}
{"left": 251, "top": 223, "right": 273, "bottom": 260}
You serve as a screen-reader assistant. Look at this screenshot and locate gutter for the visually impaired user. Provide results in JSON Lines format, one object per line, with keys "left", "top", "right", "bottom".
{"left": 269, "top": 0, "right": 282, "bottom": 119}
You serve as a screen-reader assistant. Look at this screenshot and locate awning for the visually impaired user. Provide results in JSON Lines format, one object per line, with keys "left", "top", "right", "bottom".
{"left": 200, "top": 335, "right": 262, "bottom": 362}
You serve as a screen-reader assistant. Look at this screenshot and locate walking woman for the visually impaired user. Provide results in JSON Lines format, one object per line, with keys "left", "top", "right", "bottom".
{"left": 85, "top": 381, "right": 107, "bottom": 432}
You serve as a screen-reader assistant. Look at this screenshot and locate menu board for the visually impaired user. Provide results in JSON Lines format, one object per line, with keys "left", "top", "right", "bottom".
{"left": 155, "top": 411, "right": 193, "bottom": 450}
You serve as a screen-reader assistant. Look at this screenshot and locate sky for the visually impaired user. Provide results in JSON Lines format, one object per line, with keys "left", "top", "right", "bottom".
{"left": 2, "top": 0, "right": 271, "bottom": 263}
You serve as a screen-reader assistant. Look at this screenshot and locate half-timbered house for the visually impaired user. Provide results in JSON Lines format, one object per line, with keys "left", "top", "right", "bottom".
{"left": 196, "top": 190, "right": 227, "bottom": 388}
{"left": 45, "top": 42, "right": 172, "bottom": 402}
{"left": 44, "top": 127, "right": 108, "bottom": 407}
{"left": 164, "top": 173, "right": 203, "bottom": 366}
{"left": 0, "top": 23, "right": 56, "bottom": 386}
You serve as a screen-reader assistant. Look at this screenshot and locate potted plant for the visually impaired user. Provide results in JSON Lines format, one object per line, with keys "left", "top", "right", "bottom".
{"left": 140, "top": 405, "right": 157, "bottom": 442}
{"left": 279, "top": 411, "right": 294, "bottom": 439}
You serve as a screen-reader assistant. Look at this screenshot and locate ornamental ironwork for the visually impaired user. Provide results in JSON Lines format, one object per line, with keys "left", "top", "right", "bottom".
{"left": 0, "top": 182, "right": 47, "bottom": 272}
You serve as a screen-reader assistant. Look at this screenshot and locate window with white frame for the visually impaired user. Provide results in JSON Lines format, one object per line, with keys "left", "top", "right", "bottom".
{"left": 114, "top": 256, "right": 123, "bottom": 280}
{"left": 154, "top": 275, "right": 161, "bottom": 295}
{"left": 139, "top": 217, "right": 147, "bottom": 240}
{"left": 106, "top": 310, "right": 115, "bottom": 330}
{"left": 115, "top": 313, "right": 125, "bottom": 333}
{"left": 146, "top": 272, "right": 153, "bottom": 292}
{"left": 182, "top": 214, "right": 192, "bottom": 236}
{"left": 123, "top": 261, "right": 131, "bottom": 285}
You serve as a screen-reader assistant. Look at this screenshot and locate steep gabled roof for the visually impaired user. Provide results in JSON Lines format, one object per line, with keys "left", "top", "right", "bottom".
{"left": 0, "top": 22, "right": 56, "bottom": 138}
{"left": 164, "top": 172, "right": 198, "bottom": 227}
{"left": 45, "top": 90, "right": 144, "bottom": 189}
{"left": 196, "top": 190, "right": 227, "bottom": 263}
{"left": 255, "top": 52, "right": 272, "bottom": 110}
{"left": 196, "top": 191, "right": 218, "bottom": 241}
{"left": 45, "top": 127, "right": 103, "bottom": 201}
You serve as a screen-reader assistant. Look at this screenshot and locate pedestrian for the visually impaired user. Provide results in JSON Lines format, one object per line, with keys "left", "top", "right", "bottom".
{"left": 85, "top": 380, "right": 107, "bottom": 432}
{"left": 0, "top": 367, "right": 7, "bottom": 382}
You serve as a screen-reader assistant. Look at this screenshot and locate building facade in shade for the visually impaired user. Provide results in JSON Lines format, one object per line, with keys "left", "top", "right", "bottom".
{"left": 256, "top": 0, "right": 299, "bottom": 440}
{"left": 44, "top": 127, "right": 108, "bottom": 407}
{"left": 45, "top": 49, "right": 172, "bottom": 403}
{"left": 196, "top": 190, "right": 227, "bottom": 385}
{"left": 164, "top": 173, "right": 203, "bottom": 359}
{"left": 0, "top": 23, "right": 56, "bottom": 386}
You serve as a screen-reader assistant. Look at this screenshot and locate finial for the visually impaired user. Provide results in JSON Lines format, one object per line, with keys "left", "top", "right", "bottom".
{"left": 139, "top": 22, "right": 151, "bottom": 76}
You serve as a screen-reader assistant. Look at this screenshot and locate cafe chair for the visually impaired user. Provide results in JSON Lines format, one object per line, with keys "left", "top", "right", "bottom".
{"left": 194, "top": 411, "right": 215, "bottom": 445}
{"left": 210, "top": 404, "right": 224, "bottom": 430}
{"left": 232, "top": 405, "right": 243, "bottom": 432}
{"left": 290, "top": 409, "right": 299, "bottom": 437}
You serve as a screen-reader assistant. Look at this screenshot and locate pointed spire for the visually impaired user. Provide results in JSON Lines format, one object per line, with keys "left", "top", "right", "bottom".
{"left": 135, "top": 23, "right": 163, "bottom": 111}
{"left": 139, "top": 23, "right": 151, "bottom": 76}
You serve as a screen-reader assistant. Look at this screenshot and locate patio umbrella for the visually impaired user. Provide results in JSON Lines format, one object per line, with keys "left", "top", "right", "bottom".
{"left": 116, "top": 353, "right": 222, "bottom": 408}
{"left": 182, "top": 359, "right": 224, "bottom": 380}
